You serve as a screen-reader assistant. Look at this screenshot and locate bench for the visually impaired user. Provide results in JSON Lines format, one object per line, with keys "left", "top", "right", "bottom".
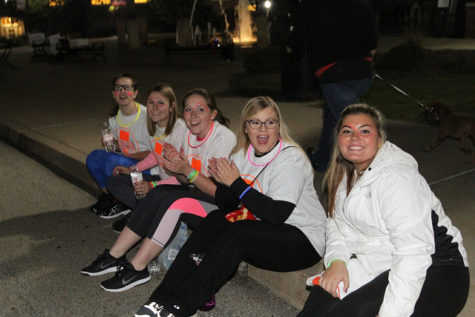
{"left": 28, "top": 33, "right": 48, "bottom": 57}
{"left": 56, "top": 39, "right": 106, "bottom": 62}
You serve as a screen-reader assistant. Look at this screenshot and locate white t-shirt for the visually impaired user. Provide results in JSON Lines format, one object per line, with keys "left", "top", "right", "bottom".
{"left": 230, "top": 141, "right": 327, "bottom": 256}
{"left": 108, "top": 103, "right": 151, "bottom": 155}
{"left": 149, "top": 118, "right": 187, "bottom": 177}
{"left": 179, "top": 120, "right": 236, "bottom": 177}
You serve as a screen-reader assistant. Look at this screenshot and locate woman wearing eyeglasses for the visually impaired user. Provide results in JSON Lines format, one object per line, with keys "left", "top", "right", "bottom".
{"left": 86, "top": 74, "right": 152, "bottom": 218}
{"left": 81, "top": 88, "right": 237, "bottom": 293}
{"left": 133, "top": 96, "right": 327, "bottom": 317}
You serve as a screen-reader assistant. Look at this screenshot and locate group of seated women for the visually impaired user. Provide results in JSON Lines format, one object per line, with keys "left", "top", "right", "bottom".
{"left": 81, "top": 73, "right": 469, "bottom": 317}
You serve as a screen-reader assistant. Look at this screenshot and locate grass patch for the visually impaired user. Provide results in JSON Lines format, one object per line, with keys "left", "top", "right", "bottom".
{"left": 364, "top": 69, "right": 475, "bottom": 123}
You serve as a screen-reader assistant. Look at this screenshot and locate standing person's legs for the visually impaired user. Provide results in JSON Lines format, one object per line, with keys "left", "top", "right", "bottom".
{"left": 311, "top": 77, "right": 373, "bottom": 171}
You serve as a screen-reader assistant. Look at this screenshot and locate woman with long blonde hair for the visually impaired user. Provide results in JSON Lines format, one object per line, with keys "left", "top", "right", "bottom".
{"left": 133, "top": 96, "right": 327, "bottom": 317}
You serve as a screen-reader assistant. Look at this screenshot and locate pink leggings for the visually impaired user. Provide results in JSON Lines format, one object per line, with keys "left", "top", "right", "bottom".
{"left": 151, "top": 198, "right": 208, "bottom": 247}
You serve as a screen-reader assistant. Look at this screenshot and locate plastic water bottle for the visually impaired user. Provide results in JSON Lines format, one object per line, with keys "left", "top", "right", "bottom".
{"left": 158, "top": 222, "right": 189, "bottom": 270}
{"left": 130, "top": 171, "right": 146, "bottom": 199}
{"left": 307, "top": 273, "right": 348, "bottom": 299}
{"left": 102, "top": 121, "right": 115, "bottom": 152}
{"left": 148, "top": 258, "right": 162, "bottom": 275}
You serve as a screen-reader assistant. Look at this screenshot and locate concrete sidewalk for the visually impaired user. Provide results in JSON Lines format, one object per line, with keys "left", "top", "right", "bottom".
{"left": 0, "top": 35, "right": 474, "bottom": 315}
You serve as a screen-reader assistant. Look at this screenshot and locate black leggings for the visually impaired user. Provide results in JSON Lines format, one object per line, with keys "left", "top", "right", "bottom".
{"left": 126, "top": 185, "right": 216, "bottom": 248}
{"left": 149, "top": 210, "right": 322, "bottom": 317}
{"left": 298, "top": 265, "right": 470, "bottom": 317}
{"left": 107, "top": 173, "right": 161, "bottom": 210}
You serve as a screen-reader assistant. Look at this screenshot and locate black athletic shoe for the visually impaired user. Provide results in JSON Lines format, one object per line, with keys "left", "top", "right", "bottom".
{"left": 97, "top": 201, "right": 131, "bottom": 219}
{"left": 134, "top": 302, "right": 197, "bottom": 317}
{"left": 80, "top": 249, "right": 127, "bottom": 276}
{"left": 112, "top": 213, "right": 131, "bottom": 233}
{"left": 100, "top": 262, "right": 150, "bottom": 292}
{"left": 89, "top": 193, "right": 115, "bottom": 214}
{"left": 134, "top": 302, "right": 167, "bottom": 317}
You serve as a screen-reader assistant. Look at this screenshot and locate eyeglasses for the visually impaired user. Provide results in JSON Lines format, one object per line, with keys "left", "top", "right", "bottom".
{"left": 246, "top": 119, "right": 279, "bottom": 129}
{"left": 112, "top": 84, "right": 134, "bottom": 92}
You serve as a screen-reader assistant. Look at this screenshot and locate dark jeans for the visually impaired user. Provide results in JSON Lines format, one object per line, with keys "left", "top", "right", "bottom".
{"left": 311, "top": 77, "right": 373, "bottom": 171}
{"left": 298, "top": 265, "right": 469, "bottom": 317}
{"left": 149, "top": 210, "right": 322, "bottom": 317}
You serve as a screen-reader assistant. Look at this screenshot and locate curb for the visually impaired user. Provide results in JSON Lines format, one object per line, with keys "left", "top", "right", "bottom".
{"left": 0, "top": 118, "right": 100, "bottom": 197}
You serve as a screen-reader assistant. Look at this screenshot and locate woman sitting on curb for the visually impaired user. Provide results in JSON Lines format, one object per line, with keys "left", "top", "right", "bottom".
{"left": 298, "top": 103, "right": 469, "bottom": 317}
{"left": 87, "top": 73, "right": 151, "bottom": 218}
{"left": 104, "top": 83, "right": 187, "bottom": 226}
{"left": 81, "top": 88, "right": 236, "bottom": 293}
{"left": 133, "top": 96, "right": 327, "bottom": 317}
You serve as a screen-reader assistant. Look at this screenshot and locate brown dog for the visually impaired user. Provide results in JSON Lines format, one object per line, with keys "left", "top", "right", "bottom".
{"left": 424, "top": 102, "right": 475, "bottom": 155}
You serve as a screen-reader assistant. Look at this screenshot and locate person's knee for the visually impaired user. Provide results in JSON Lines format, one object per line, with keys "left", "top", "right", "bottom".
{"left": 107, "top": 174, "right": 131, "bottom": 189}
{"left": 86, "top": 149, "right": 106, "bottom": 169}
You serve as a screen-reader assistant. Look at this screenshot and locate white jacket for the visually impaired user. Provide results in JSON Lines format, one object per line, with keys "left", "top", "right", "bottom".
{"left": 324, "top": 141, "right": 468, "bottom": 317}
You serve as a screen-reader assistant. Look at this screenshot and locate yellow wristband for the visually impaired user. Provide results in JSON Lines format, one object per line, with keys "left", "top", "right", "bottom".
{"left": 188, "top": 170, "right": 199, "bottom": 183}
{"left": 328, "top": 259, "right": 346, "bottom": 268}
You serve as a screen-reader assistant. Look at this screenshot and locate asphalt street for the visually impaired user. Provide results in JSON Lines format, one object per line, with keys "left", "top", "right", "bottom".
{"left": 0, "top": 140, "right": 299, "bottom": 317}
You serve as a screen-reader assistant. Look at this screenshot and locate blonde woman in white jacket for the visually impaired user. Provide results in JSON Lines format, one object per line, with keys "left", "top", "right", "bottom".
{"left": 299, "top": 104, "right": 469, "bottom": 317}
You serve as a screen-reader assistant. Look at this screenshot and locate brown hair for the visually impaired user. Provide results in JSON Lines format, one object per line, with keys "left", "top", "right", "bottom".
{"left": 108, "top": 73, "right": 139, "bottom": 117}
{"left": 324, "top": 103, "right": 387, "bottom": 217}
{"left": 181, "top": 88, "right": 230, "bottom": 127}
{"left": 145, "top": 83, "right": 178, "bottom": 137}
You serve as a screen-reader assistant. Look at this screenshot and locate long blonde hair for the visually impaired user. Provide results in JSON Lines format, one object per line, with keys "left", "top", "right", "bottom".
{"left": 232, "top": 96, "right": 303, "bottom": 155}
{"left": 146, "top": 83, "right": 179, "bottom": 137}
{"left": 324, "top": 103, "right": 387, "bottom": 217}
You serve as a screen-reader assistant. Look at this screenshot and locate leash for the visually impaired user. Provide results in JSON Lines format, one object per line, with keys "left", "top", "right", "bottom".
{"left": 374, "top": 73, "right": 431, "bottom": 111}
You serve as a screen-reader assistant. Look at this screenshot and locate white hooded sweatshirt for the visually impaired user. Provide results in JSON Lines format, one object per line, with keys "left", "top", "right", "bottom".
{"left": 324, "top": 141, "right": 468, "bottom": 317}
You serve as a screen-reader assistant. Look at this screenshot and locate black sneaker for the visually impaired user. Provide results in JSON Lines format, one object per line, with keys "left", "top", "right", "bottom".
{"left": 80, "top": 249, "right": 127, "bottom": 276}
{"left": 134, "top": 302, "right": 167, "bottom": 317}
{"left": 112, "top": 213, "right": 131, "bottom": 233}
{"left": 89, "top": 193, "right": 114, "bottom": 214}
{"left": 100, "top": 262, "right": 150, "bottom": 292}
{"left": 97, "top": 201, "right": 131, "bottom": 219}
{"left": 134, "top": 302, "right": 197, "bottom": 317}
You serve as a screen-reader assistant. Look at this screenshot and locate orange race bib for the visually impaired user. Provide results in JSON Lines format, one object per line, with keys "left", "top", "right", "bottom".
{"left": 119, "top": 130, "right": 130, "bottom": 141}
{"left": 154, "top": 142, "right": 163, "bottom": 155}
{"left": 117, "top": 128, "right": 138, "bottom": 154}
{"left": 191, "top": 157, "right": 202, "bottom": 172}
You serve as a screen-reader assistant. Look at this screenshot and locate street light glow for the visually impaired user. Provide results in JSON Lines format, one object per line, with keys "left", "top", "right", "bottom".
{"left": 264, "top": 0, "right": 271, "bottom": 9}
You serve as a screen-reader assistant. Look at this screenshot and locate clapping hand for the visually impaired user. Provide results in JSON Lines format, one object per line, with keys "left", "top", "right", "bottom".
{"left": 163, "top": 145, "right": 190, "bottom": 176}
{"left": 208, "top": 157, "right": 240, "bottom": 187}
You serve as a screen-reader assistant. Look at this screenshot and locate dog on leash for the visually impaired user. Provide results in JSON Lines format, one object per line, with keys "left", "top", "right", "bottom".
{"left": 424, "top": 101, "right": 475, "bottom": 155}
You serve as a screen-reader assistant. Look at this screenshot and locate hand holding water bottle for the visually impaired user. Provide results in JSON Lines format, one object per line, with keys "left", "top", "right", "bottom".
{"left": 130, "top": 169, "right": 149, "bottom": 199}
{"left": 102, "top": 121, "right": 116, "bottom": 152}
